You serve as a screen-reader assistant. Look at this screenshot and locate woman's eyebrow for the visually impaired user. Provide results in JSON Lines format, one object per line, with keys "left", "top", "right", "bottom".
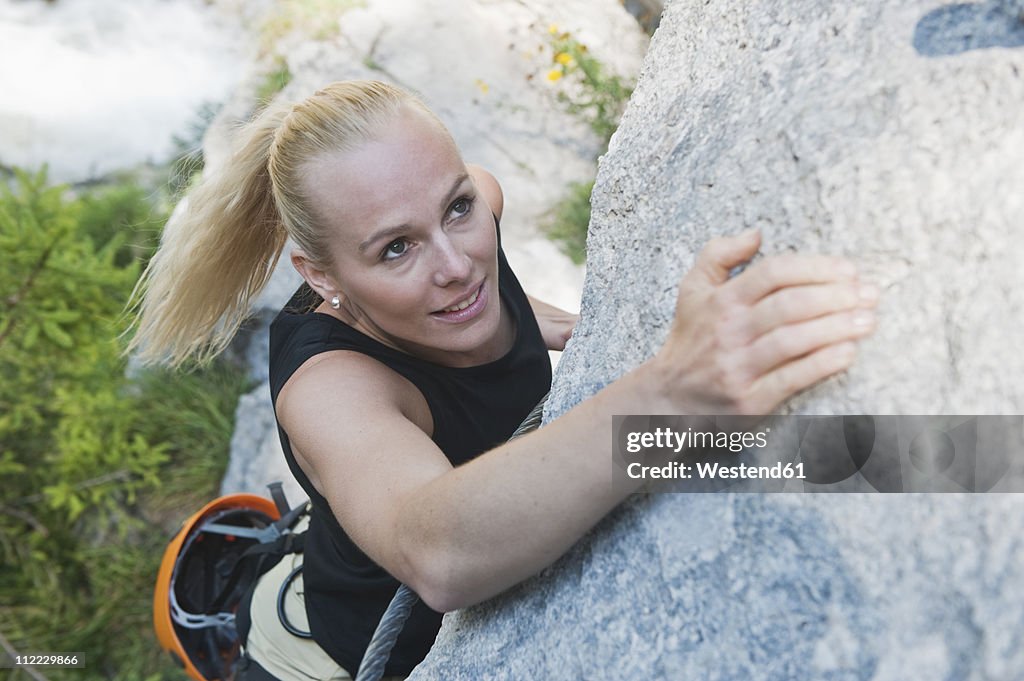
{"left": 357, "top": 173, "right": 471, "bottom": 254}
{"left": 440, "top": 173, "right": 470, "bottom": 208}
{"left": 358, "top": 224, "right": 410, "bottom": 254}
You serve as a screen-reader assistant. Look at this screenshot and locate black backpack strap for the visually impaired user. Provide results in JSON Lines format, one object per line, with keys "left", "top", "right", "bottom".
{"left": 267, "top": 482, "right": 291, "bottom": 518}
{"left": 205, "top": 526, "right": 307, "bottom": 616}
{"left": 273, "top": 502, "right": 310, "bottom": 535}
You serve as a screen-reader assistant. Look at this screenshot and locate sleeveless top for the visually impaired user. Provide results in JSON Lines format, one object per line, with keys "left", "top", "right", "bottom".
{"left": 267, "top": 221, "right": 552, "bottom": 676}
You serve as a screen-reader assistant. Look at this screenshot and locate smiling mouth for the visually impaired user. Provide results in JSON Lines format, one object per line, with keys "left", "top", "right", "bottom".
{"left": 434, "top": 282, "right": 483, "bottom": 314}
{"left": 440, "top": 286, "right": 481, "bottom": 313}
{"left": 430, "top": 282, "right": 488, "bottom": 323}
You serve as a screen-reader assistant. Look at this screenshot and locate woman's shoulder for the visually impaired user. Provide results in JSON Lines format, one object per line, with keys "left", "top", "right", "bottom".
{"left": 276, "top": 347, "right": 433, "bottom": 438}
{"left": 467, "top": 164, "right": 503, "bottom": 221}
{"left": 269, "top": 285, "right": 395, "bottom": 391}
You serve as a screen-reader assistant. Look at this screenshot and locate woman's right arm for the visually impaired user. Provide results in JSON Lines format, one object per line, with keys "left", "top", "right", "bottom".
{"left": 276, "top": 229, "right": 878, "bottom": 613}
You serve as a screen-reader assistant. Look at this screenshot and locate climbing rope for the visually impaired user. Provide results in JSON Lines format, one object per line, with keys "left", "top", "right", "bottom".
{"left": 353, "top": 393, "right": 549, "bottom": 681}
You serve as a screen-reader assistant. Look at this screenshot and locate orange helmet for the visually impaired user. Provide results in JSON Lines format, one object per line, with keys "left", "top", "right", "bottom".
{"left": 153, "top": 494, "right": 280, "bottom": 681}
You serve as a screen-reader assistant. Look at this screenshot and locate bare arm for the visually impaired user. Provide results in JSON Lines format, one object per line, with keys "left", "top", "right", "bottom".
{"left": 278, "top": 229, "right": 878, "bottom": 612}
{"left": 527, "top": 296, "right": 579, "bottom": 351}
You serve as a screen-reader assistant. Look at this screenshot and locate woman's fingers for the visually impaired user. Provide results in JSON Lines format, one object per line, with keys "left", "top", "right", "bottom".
{"left": 745, "top": 341, "right": 860, "bottom": 414}
{"left": 743, "top": 308, "right": 876, "bottom": 381}
{"left": 724, "top": 253, "right": 858, "bottom": 305}
{"left": 688, "top": 229, "right": 762, "bottom": 287}
{"left": 737, "top": 281, "right": 880, "bottom": 342}
{"left": 659, "top": 235, "right": 880, "bottom": 416}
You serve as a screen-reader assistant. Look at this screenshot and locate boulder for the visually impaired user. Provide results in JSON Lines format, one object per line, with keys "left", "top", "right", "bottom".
{"left": 408, "top": 0, "right": 1024, "bottom": 678}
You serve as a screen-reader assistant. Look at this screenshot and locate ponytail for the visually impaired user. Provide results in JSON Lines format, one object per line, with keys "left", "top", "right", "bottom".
{"left": 127, "top": 80, "right": 441, "bottom": 367}
{"left": 126, "top": 101, "right": 291, "bottom": 367}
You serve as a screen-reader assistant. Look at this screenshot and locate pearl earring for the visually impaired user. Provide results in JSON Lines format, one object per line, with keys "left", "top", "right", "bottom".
{"left": 330, "top": 295, "right": 341, "bottom": 310}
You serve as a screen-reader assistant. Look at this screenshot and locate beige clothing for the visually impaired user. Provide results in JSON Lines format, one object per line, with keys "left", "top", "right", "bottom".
{"left": 242, "top": 517, "right": 407, "bottom": 681}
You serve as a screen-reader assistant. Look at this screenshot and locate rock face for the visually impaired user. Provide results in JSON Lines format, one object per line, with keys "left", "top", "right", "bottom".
{"left": 219, "top": 0, "right": 648, "bottom": 499}
{"left": 408, "top": 1, "right": 1024, "bottom": 679}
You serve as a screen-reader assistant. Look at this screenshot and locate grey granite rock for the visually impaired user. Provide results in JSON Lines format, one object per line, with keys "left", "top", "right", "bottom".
{"left": 409, "top": 1, "right": 1024, "bottom": 679}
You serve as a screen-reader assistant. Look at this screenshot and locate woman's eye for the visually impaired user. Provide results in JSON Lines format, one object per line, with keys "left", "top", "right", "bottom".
{"left": 450, "top": 196, "right": 473, "bottom": 219}
{"left": 382, "top": 239, "right": 409, "bottom": 260}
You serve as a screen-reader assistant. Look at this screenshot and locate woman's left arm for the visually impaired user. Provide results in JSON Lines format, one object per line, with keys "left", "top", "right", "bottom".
{"left": 528, "top": 296, "right": 579, "bottom": 351}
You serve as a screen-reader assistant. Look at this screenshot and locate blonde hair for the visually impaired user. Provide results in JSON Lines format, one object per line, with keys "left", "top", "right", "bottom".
{"left": 127, "top": 80, "right": 442, "bottom": 367}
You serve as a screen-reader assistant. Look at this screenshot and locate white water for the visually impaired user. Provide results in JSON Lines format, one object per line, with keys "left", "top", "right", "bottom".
{"left": 0, "top": 0, "right": 252, "bottom": 182}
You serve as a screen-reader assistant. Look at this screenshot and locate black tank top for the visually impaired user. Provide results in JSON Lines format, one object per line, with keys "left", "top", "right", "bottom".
{"left": 267, "top": 224, "right": 551, "bottom": 675}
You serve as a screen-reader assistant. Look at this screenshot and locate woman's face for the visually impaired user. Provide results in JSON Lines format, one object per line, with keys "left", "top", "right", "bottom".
{"left": 299, "top": 107, "right": 510, "bottom": 367}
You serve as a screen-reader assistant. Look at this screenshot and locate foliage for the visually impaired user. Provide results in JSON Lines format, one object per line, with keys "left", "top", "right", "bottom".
{"left": 544, "top": 26, "right": 634, "bottom": 145}
{"left": 0, "top": 169, "right": 158, "bottom": 520}
{"left": 260, "top": 0, "right": 364, "bottom": 50}
{"left": 256, "top": 0, "right": 362, "bottom": 110}
{"left": 539, "top": 26, "right": 634, "bottom": 263}
{"left": 544, "top": 180, "right": 594, "bottom": 265}
{"left": 256, "top": 55, "right": 294, "bottom": 105}
{"left": 132, "top": 363, "right": 252, "bottom": 518}
{"left": 0, "top": 169, "right": 250, "bottom": 679}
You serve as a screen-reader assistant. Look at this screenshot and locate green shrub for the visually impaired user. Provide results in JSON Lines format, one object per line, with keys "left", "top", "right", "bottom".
{"left": 256, "top": 55, "right": 294, "bottom": 106}
{"left": 132, "top": 363, "right": 253, "bottom": 519}
{"left": 0, "top": 168, "right": 250, "bottom": 679}
{"left": 541, "top": 27, "right": 634, "bottom": 263}
{"left": 545, "top": 28, "right": 633, "bottom": 145}
{"left": 544, "top": 180, "right": 594, "bottom": 265}
{"left": 0, "top": 169, "right": 158, "bottom": 517}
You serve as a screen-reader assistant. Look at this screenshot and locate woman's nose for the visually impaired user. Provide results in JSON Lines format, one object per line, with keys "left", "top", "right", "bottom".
{"left": 432, "top": 235, "right": 473, "bottom": 287}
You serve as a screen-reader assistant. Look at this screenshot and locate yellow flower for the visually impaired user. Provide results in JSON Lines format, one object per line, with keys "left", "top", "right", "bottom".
{"left": 475, "top": 78, "right": 490, "bottom": 94}
{"left": 554, "top": 52, "right": 573, "bottom": 66}
{"left": 548, "top": 23, "right": 559, "bottom": 35}
{"left": 546, "top": 69, "right": 563, "bottom": 82}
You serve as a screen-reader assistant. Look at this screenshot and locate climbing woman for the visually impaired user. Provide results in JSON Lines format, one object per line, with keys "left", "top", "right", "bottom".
{"left": 130, "top": 80, "right": 878, "bottom": 680}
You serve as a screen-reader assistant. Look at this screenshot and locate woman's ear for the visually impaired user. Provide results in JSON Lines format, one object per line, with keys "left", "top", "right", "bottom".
{"left": 291, "top": 249, "right": 340, "bottom": 302}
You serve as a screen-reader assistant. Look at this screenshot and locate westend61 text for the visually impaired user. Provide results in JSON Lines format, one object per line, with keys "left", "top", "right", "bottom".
{"left": 626, "top": 461, "right": 806, "bottom": 480}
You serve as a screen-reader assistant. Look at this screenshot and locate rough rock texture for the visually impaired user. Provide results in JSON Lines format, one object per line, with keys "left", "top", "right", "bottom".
{"left": 409, "top": 1, "right": 1024, "bottom": 679}
{"left": 219, "top": 0, "right": 648, "bottom": 498}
